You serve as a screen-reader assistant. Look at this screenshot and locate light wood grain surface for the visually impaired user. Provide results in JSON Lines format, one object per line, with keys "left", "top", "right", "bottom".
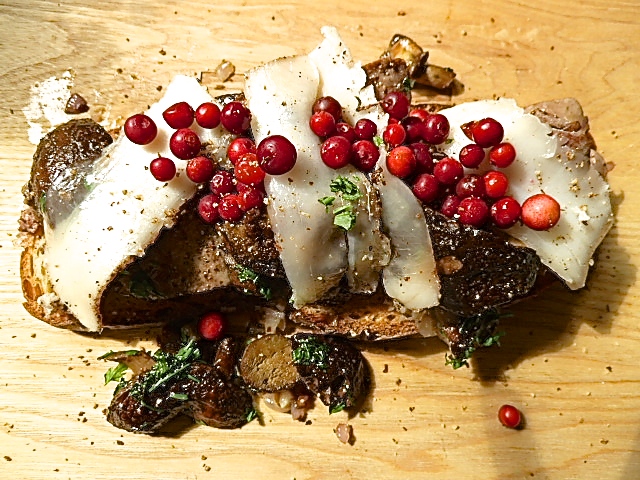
{"left": 1, "top": 1, "right": 639, "bottom": 478}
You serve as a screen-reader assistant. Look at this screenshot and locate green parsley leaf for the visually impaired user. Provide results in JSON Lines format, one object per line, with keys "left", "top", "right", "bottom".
{"left": 292, "top": 336, "right": 330, "bottom": 370}
{"left": 318, "top": 196, "right": 336, "bottom": 210}
{"left": 97, "top": 349, "right": 140, "bottom": 360}
{"left": 104, "top": 362, "right": 129, "bottom": 385}
{"left": 373, "top": 135, "right": 385, "bottom": 148}
{"left": 329, "top": 402, "right": 346, "bottom": 414}
{"left": 333, "top": 205, "right": 357, "bottom": 231}
{"left": 235, "top": 265, "right": 272, "bottom": 300}
{"left": 38, "top": 193, "right": 47, "bottom": 214}
{"left": 128, "top": 336, "right": 202, "bottom": 408}
{"left": 169, "top": 392, "right": 189, "bottom": 401}
{"left": 245, "top": 408, "right": 259, "bottom": 422}
{"left": 402, "top": 77, "right": 416, "bottom": 92}
{"left": 330, "top": 176, "right": 362, "bottom": 202}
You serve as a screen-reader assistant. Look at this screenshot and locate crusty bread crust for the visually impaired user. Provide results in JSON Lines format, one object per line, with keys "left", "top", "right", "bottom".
{"left": 19, "top": 207, "right": 86, "bottom": 330}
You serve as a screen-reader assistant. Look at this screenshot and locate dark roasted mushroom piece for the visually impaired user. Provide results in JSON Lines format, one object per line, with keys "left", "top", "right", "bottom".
{"left": 240, "top": 334, "right": 300, "bottom": 392}
{"left": 105, "top": 338, "right": 254, "bottom": 433}
{"left": 424, "top": 207, "right": 541, "bottom": 317}
{"left": 290, "top": 334, "right": 370, "bottom": 413}
{"left": 27, "top": 118, "right": 113, "bottom": 227}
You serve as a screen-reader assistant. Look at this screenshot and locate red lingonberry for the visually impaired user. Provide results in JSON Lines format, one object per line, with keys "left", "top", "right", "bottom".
{"left": 227, "top": 137, "right": 256, "bottom": 165}
{"left": 163, "top": 101, "right": 195, "bottom": 129}
{"left": 170, "top": 128, "right": 201, "bottom": 160}
{"left": 218, "top": 194, "right": 244, "bottom": 222}
{"left": 238, "top": 187, "right": 265, "bottom": 211}
{"left": 381, "top": 91, "right": 410, "bottom": 120}
{"left": 256, "top": 135, "right": 297, "bottom": 175}
{"left": 456, "top": 174, "right": 486, "bottom": 199}
{"left": 440, "top": 194, "right": 461, "bottom": 218}
{"left": 521, "top": 194, "right": 561, "bottom": 230}
{"left": 491, "top": 196, "right": 521, "bottom": 228}
{"left": 309, "top": 110, "right": 336, "bottom": 137}
{"left": 408, "top": 108, "right": 431, "bottom": 123}
{"left": 483, "top": 170, "right": 509, "bottom": 199}
{"left": 220, "top": 101, "right": 252, "bottom": 134}
{"left": 197, "top": 193, "right": 221, "bottom": 224}
{"left": 186, "top": 156, "right": 215, "bottom": 183}
{"left": 472, "top": 118, "right": 504, "bottom": 148}
{"left": 459, "top": 143, "right": 486, "bottom": 168}
{"left": 433, "top": 157, "right": 464, "bottom": 185}
{"left": 312, "top": 96, "right": 342, "bottom": 122}
{"left": 351, "top": 140, "right": 380, "bottom": 172}
{"left": 354, "top": 118, "right": 378, "bottom": 140}
{"left": 197, "top": 311, "right": 226, "bottom": 341}
{"left": 234, "top": 153, "right": 266, "bottom": 185}
{"left": 409, "top": 142, "right": 434, "bottom": 174}
{"left": 209, "top": 170, "right": 235, "bottom": 195}
{"left": 195, "top": 102, "right": 221, "bottom": 129}
{"left": 124, "top": 114, "right": 157, "bottom": 145}
{"left": 386, "top": 146, "right": 416, "bottom": 179}
{"left": 422, "top": 113, "right": 450, "bottom": 145}
{"left": 498, "top": 404, "right": 523, "bottom": 429}
{"left": 383, "top": 123, "right": 407, "bottom": 147}
{"left": 457, "top": 197, "right": 490, "bottom": 227}
{"left": 321, "top": 136, "right": 352, "bottom": 169}
{"left": 489, "top": 142, "right": 517, "bottom": 168}
{"left": 334, "top": 122, "right": 356, "bottom": 143}
{"left": 149, "top": 157, "right": 176, "bottom": 182}
{"left": 412, "top": 174, "right": 440, "bottom": 203}
{"left": 401, "top": 116, "right": 425, "bottom": 143}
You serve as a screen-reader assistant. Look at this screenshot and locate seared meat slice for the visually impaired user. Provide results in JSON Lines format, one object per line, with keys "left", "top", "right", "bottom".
{"left": 424, "top": 207, "right": 541, "bottom": 317}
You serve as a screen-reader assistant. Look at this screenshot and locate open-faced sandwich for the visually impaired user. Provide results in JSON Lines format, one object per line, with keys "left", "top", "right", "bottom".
{"left": 18, "top": 27, "right": 613, "bottom": 433}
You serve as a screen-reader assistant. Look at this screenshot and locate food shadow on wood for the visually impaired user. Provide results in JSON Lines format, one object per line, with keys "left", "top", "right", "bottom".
{"left": 470, "top": 220, "right": 634, "bottom": 383}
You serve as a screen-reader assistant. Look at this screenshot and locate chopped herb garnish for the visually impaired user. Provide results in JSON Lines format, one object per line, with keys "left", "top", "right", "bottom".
{"left": 128, "top": 336, "right": 202, "bottom": 409}
{"left": 98, "top": 349, "right": 140, "bottom": 360}
{"left": 125, "top": 269, "right": 162, "bottom": 300}
{"left": 292, "top": 336, "right": 330, "bottom": 370}
{"left": 373, "top": 135, "right": 385, "bottom": 147}
{"left": 169, "top": 392, "right": 189, "bottom": 401}
{"left": 320, "top": 176, "right": 363, "bottom": 231}
{"left": 38, "top": 193, "right": 46, "bottom": 214}
{"left": 104, "top": 362, "right": 129, "bottom": 385}
{"left": 402, "top": 77, "right": 416, "bottom": 92}
{"left": 330, "top": 176, "right": 362, "bottom": 202}
{"left": 333, "top": 205, "right": 357, "bottom": 231}
{"left": 329, "top": 402, "right": 346, "bottom": 414}
{"left": 245, "top": 408, "right": 259, "bottom": 422}
{"left": 443, "top": 310, "right": 505, "bottom": 369}
{"left": 235, "top": 264, "right": 272, "bottom": 300}
{"left": 318, "top": 195, "right": 336, "bottom": 210}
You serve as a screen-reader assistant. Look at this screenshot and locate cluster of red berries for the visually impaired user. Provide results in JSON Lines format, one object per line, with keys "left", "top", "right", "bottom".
{"left": 417, "top": 116, "right": 560, "bottom": 230}
{"left": 197, "top": 137, "right": 267, "bottom": 224}
{"left": 123, "top": 99, "right": 298, "bottom": 225}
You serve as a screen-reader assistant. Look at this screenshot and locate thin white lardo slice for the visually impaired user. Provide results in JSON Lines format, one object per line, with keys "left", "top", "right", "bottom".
{"left": 43, "top": 75, "right": 221, "bottom": 331}
{"left": 308, "top": 26, "right": 391, "bottom": 294}
{"left": 344, "top": 171, "right": 391, "bottom": 293}
{"left": 244, "top": 55, "right": 348, "bottom": 307}
{"left": 308, "top": 26, "right": 378, "bottom": 121}
{"left": 377, "top": 149, "right": 441, "bottom": 310}
{"left": 440, "top": 98, "right": 613, "bottom": 289}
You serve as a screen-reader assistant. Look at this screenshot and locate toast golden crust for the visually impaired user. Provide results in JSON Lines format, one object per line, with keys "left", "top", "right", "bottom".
{"left": 19, "top": 208, "right": 86, "bottom": 330}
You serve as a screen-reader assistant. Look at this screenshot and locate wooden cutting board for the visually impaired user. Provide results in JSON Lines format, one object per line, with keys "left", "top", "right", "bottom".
{"left": 1, "top": 1, "right": 638, "bottom": 478}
